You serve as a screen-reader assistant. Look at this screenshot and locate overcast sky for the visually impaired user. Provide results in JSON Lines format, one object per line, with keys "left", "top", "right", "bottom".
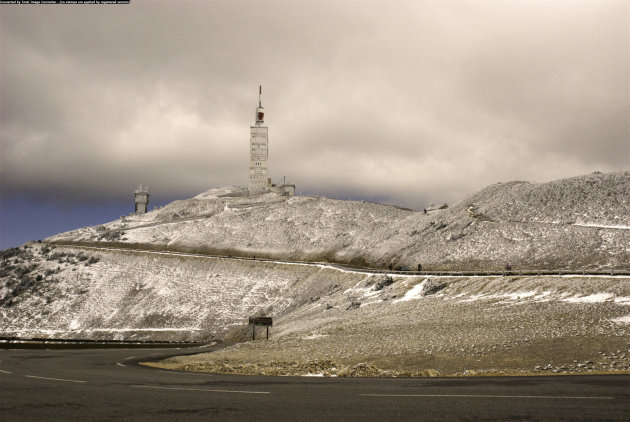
{"left": 1, "top": 0, "right": 628, "bottom": 248}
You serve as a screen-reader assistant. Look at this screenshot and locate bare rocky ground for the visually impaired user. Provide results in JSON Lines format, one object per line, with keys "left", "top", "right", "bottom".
{"left": 147, "top": 275, "right": 630, "bottom": 377}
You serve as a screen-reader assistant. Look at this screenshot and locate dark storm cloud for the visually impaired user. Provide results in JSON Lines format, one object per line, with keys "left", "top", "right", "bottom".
{"left": 1, "top": 0, "right": 627, "bottom": 209}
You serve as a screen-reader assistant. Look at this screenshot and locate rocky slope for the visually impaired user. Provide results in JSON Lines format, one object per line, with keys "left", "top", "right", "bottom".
{"left": 152, "top": 273, "right": 630, "bottom": 377}
{"left": 48, "top": 171, "right": 630, "bottom": 271}
{"left": 0, "top": 244, "right": 356, "bottom": 341}
{"left": 1, "top": 171, "right": 629, "bottom": 376}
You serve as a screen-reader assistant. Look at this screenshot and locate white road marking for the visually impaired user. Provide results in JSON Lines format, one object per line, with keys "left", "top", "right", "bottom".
{"left": 132, "top": 384, "right": 270, "bottom": 394}
{"left": 0, "top": 369, "right": 13, "bottom": 374}
{"left": 25, "top": 375, "right": 86, "bottom": 383}
{"left": 157, "top": 370, "right": 214, "bottom": 377}
{"left": 123, "top": 356, "right": 135, "bottom": 361}
{"left": 360, "top": 394, "right": 613, "bottom": 400}
{"left": 116, "top": 362, "right": 126, "bottom": 367}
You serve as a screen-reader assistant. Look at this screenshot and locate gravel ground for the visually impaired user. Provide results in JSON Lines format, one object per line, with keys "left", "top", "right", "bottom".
{"left": 148, "top": 275, "right": 630, "bottom": 377}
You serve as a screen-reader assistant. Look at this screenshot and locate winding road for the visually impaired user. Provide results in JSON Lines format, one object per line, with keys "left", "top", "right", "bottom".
{"left": 52, "top": 243, "right": 630, "bottom": 278}
{"left": 1, "top": 346, "right": 629, "bottom": 421}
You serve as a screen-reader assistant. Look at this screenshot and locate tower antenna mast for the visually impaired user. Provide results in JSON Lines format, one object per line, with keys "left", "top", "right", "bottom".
{"left": 259, "top": 85, "right": 262, "bottom": 107}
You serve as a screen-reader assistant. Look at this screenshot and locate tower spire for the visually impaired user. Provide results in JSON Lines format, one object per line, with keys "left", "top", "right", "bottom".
{"left": 255, "top": 85, "right": 265, "bottom": 125}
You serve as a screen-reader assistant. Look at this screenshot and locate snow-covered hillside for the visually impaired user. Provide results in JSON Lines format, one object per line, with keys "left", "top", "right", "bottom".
{"left": 49, "top": 171, "right": 630, "bottom": 270}
{"left": 1, "top": 244, "right": 361, "bottom": 341}
{"left": 1, "top": 171, "right": 629, "bottom": 351}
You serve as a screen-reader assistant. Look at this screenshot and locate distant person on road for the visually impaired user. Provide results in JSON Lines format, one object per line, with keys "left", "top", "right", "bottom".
{"left": 417, "top": 263, "right": 423, "bottom": 271}
{"left": 505, "top": 263, "right": 512, "bottom": 271}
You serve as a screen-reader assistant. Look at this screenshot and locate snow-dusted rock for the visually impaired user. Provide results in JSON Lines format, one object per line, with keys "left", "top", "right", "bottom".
{"left": 2, "top": 171, "right": 629, "bottom": 349}
{"left": 47, "top": 171, "right": 630, "bottom": 271}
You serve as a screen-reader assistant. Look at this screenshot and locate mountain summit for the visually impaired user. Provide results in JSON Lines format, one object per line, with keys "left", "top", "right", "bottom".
{"left": 49, "top": 171, "right": 630, "bottom": 271}
{"left": 1, "top": 171, "right": 628, "bottom": 348}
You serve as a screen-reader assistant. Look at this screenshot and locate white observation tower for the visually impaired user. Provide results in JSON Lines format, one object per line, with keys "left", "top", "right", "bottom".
{"left": 134, "top": 184, "right": 149, "bottom": 214}
{"left": 248, "top": 85, "right": 269, "bottom": 194}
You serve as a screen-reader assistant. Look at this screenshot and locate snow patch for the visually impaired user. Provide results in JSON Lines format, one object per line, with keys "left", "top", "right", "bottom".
{"left": 611, "top": 315, "right": 630, "bottom": 324}
{"left": 303, "top": 334, "right": 328, "bottom": 340}
{"left": 76, "top": 328, "right": 203, "bottom": 332}
{"left": 395, "top": 279, "right": 428, "bottom": 303}
{"left": 563, "top": 293, "right": 615, "bottom": 303}
{"left": 532, "top": 291, "right": 552, "bottom": 302}
{"left": 458, "top": 291, "right": 546, "bottom": 303}
{"left": 456, "top": 291, "right": 629, "bottom": 305}
{"left": 573, "top": 223, "right": 630, "bottom": 230}
{"left": 360, "top": 299, "right": 384, "bottom": 307}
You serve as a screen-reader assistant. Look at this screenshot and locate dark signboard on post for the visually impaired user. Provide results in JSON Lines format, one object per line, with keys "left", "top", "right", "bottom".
{"left": 248, "top": 316, "right": 272, "bottom": 340}
{"left": 248, "top": 317, "right": 273, "bottom": 326}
